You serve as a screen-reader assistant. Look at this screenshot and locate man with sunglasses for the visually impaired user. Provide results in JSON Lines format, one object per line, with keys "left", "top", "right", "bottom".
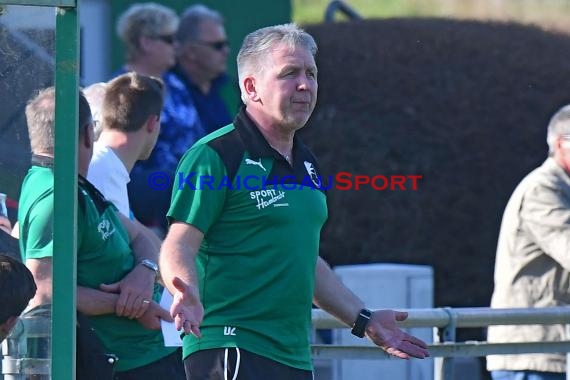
{"left": 128, "top": 4, "right": 234, "bottom": 234}
{"left": 168, "top": 4, "right": 233, "bottom": 135}
{"left": 487, "top": 105, "right": 570, "bottom": 380}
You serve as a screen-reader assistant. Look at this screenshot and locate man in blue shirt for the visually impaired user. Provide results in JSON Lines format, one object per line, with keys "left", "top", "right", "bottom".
{"left": 167, "top": 4, "right": 233, "bottom": 135}
{"left": 129, "top": 4, "right": 235, "bottom": 233}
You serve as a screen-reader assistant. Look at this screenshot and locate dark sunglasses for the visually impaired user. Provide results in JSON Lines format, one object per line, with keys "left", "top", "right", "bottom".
{"left": 194, "top": 40, "right": 229, "bottom": 51}
{"left": 155, "top": 34, "right": 175, "bottom": 45}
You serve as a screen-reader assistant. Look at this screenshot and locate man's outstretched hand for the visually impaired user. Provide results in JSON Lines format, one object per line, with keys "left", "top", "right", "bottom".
{"left": 366, "top": 310, "right": 430, "bottom": 359}
{"left": 170, "top": 276, "right": 204, "bottom": 338}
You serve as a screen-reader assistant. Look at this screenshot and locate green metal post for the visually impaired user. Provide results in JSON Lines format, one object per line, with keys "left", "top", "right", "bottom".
{"left": 0, "top": 1, "right": 80, "bottom": 378}
{"left": 53, "top": 4, "right": 79, "bottom": 380}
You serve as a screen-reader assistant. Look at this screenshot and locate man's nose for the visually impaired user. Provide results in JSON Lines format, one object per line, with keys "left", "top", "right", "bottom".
{"left": 297, "top": 76, "right": 314, "bottom": 91}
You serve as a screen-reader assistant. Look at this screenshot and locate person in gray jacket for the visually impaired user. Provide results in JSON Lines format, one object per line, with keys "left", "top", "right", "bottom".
{"left": 487, "top": 104, "right": 570, "bottom": 380}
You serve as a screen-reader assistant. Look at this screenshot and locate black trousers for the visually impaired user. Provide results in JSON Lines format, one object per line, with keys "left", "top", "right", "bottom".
{"left": 184, "top": 348, "right": 313, "bottom": 380}
{"left": 114, "top": 348, "right": 185, "bottom": 380}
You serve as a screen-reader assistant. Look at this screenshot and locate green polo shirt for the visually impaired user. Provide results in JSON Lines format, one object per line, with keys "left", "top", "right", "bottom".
{"left": 18, "top": 165, "right": 175, "bottom": 372}
{"left": 168, "top": 109, "right": 328, "bottom": 370}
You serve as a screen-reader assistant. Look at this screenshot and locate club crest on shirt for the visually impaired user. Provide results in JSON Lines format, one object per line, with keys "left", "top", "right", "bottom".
{"left": 304, "top": 161, "right": 321, "bottom": 188}
{"left": 97, "top": 219, "right": 116, "bottom": 240}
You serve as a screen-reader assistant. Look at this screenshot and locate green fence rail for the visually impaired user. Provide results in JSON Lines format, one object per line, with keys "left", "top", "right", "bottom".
{"left": 312, "top": 306, "right": 570, "bottom": 380}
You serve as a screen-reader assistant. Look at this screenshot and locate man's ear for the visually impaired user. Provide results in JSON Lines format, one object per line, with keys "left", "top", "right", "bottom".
{"left": 243, "top": 76, "right": 260, "bottom": 102}
{"left": 145, "top": 115, "right": 160, "bottom": 133}
{"left": 181, "top": 42, "right": 198, "bottom": 60}
{"left": 559, "top": 136, "right": 570, "bottom": 150}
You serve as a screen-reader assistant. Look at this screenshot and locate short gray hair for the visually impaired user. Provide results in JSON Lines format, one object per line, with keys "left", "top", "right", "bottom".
{"left": 237, "top": 23, "right": 317, "bottom": 103}
{"left": 176, "top": 4, "right": 224, "bottom": 44}
{"left": 547, "top": 104, "right": 570, "bottom": 155}
{"left": 25, "top": 87, "right": 91, "bottom": 155}
{"left": 116, "top": 2, "right": 179, "bottom": 61}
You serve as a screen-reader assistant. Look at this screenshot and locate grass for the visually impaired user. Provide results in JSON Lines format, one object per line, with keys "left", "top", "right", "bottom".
{"left": 292, "top": 0, "right": 570, "bottom": 32}
{"left": 292, "top": 0, "right": 421, "bottom": 25}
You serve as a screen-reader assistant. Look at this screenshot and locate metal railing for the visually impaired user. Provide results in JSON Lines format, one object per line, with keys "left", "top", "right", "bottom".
{"left": 311, "top": 306, "right": 570, "bottom": 380}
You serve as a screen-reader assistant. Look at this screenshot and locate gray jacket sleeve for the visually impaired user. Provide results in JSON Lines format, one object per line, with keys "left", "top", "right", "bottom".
{"left": 521, "top": 179, "right": 570, "bottom": 271}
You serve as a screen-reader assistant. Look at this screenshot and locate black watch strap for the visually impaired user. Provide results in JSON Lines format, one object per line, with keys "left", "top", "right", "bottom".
{"left": 351, "top": 308, "right": 372, "bottom": 338}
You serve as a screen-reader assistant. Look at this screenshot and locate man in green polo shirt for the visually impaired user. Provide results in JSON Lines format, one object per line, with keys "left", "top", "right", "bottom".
{"left": 160, "top": 24, "right": 430, "bottom": 379}
{"left": 18, "top": 87, "right": 185, "bottom": 378}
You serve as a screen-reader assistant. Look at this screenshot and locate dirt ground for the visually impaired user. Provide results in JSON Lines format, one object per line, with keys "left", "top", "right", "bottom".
{"left": 301, "top": 18, "right": 570, "bottom": 341}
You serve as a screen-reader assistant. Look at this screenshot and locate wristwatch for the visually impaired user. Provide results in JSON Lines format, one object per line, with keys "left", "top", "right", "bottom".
{"left": 139, "top": 259, "right": 159, "bottom": 275}
{"left": 351, "top": 308, "right": 372, "bottom": 338}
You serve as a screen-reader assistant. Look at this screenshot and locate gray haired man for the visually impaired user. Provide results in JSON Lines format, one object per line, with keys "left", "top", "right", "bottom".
{"left": 487, "top": 105, "right": 570, "bottom": 380}
{"left": 160, "top": 23, "right": 429, "bottom": 380}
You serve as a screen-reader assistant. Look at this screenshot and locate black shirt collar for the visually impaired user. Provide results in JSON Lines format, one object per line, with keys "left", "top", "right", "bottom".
{"left": 31, "top": 154, "right": 54, "bottom": 168}
{"left": 233, "top": 107, "right": 304, "bottom": 164}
